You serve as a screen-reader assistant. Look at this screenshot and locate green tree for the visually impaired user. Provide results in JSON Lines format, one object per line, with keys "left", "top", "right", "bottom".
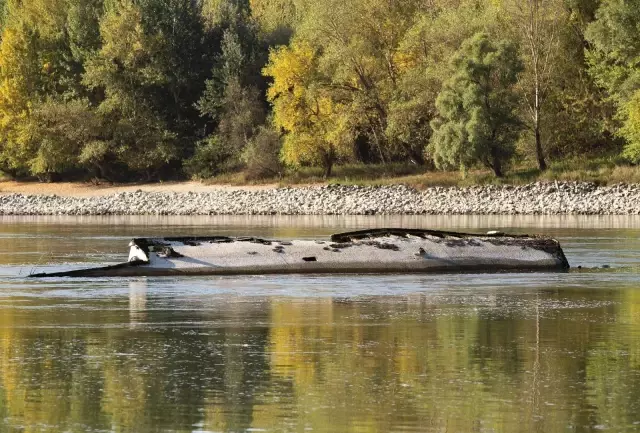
{"left": 500, "top": 0, "right": 619, "bottom": 164}
{"left": 83, "top": 0, "right": 214, "bottom": 179}
{"left": 202, "top": 0, "right": 251, "bottom": 28}
{"left": 0, "top": 0, "right": 7, "bottom": 29}
{"left": 188, "top": 76, "right": 266, "bottom": 178}
{"left": 586, "top": 0, "right": 640, "bottom": 161}
{"left": 67, "top": 0, "right": 103, "bottom": 68}
{"left": 430, "top": 33, "right": 523, "bottom": 177}
{"left": 16, "top": 99, "right": 104, "bottom": 180}
{"left": 82, "top": 0, "right": 176, "bottom": 179}
{"left": 249, "top": 0, "right": 299, "bottom": 34}
{"left": 391, "top": 2, "right": 495, "bottom": 164}
{"left": 271, "top": 0, "right": 498, "bottom": 167}
{"left": 197, "top": 6, "right": 264, "bottom": 121}
{"left": 505, "top": 0, "right": 568, "bottom": 171}
{"left": 532, "top": 0, "right": 618, "bottom": 160}
{"left": 137, "top": 0, "right": 214, "bottom": 140}
{"left": 191, "top": 4, "right": 269, "bottom": 178}
{"left": 241, "top": 124, "right": 282, "bottom": 180}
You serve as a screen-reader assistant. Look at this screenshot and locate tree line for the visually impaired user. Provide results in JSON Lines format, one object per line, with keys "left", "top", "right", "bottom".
{"left": 0, "top": 0, "right": 637, "bottom": 181}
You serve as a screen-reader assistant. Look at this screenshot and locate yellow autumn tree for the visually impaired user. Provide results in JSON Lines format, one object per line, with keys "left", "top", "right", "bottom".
{"left": 264, "top": 40, "right": 352, "bottom": 177}
{"left": 0, "top": 0, "right": 95, "bottom": 179}
{"left": 0, "top": 23, "right": 44, "bottom": 175}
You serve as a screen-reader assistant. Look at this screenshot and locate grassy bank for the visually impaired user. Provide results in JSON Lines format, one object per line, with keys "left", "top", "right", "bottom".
{"left": 3, "top": 157, "right": 638, "bottom": 193}
{"left": 207, "top": 158, "right": 640, "bottom": 189}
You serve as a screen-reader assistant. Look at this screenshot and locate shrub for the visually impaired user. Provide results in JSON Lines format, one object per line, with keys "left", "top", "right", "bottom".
{"left": 242, "top": 126, "right": 283, "bottom": 180}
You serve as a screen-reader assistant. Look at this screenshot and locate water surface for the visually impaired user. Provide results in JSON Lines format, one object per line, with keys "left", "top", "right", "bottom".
{"left": 1, "top": 215, "right": 640, "bottom": 433}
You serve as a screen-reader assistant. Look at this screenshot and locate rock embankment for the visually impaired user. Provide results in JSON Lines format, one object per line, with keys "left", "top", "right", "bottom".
{"left": 1, "top": 182, "right": 639, "bottom": 215}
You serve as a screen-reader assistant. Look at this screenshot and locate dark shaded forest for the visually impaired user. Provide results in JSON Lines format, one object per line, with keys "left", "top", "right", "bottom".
{"left": 0, "top": 0, "right": 637, "bottom": 182}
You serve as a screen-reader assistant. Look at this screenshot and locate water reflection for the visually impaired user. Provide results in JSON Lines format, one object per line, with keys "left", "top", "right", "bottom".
{"left": 1, "top": 286, "right": 640, "bottom": 432}
{"left": 1, "top": 216, "right": 640, "bottom": 432}
{"left": 4, "top": 213, "right": 640, "bottom": 230}
{"left": 129, "top": 279, "right": 147, "bottom": 326}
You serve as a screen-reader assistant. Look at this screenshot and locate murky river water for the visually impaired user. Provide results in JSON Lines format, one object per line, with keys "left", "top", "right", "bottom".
{"left": 1, "top": 215, "right": 640, "bottom": 433}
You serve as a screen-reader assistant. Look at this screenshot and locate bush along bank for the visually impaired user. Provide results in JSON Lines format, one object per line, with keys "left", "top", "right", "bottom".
{"left": 1, "top": 182, "right": 640, "bottom": 216}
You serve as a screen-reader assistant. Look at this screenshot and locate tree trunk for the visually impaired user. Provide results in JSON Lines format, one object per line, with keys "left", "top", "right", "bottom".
{"left": 523, "top": 0, "right": 557, "bottom": 172}
{"left": 534, "top": 117, "right": 547, "bottom": 171}
{"left": 533, "top": 75, "right": 547, "bottom": 171}
{"left": 404, "top": 142, "right": 425, "bottom": 165}
{"left": 323, "top": 160, "right": 333, "bottom": 178}
{"left": 322, "top": 150, "right": 334, "bottom": 178}
{"left": 369, "top": 123, "right": 387, "bottom": 164}
{"left": 491, "top": 153, "right": 503, "bottom": 178}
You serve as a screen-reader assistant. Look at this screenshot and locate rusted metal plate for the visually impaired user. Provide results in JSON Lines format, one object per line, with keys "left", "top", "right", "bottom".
{"left": 30, "top": 228, "right": 570, "bottom": 277}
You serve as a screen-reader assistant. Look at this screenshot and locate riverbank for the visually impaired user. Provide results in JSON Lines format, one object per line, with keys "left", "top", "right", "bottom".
{"left": 208, "top": 159, "right": 640, "bottom": 188}
{"left": 1, "top": 182, "right": 639, "bottom": 215}
{"left": 0, "top": 180, "right": 275, "bottom": 197}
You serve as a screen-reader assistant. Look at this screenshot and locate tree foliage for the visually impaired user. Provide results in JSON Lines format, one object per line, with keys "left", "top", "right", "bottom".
{"left": 0, "top": 0, "right": 88, "bottom": 176}
{"left": 0, "top": 0, "right": 636, "bottom": 180}
{"left": 242, "top": 124, "right": 283, "bottom": 179}
{"left": 82, "top": 0, "right": 180, "bottom": 179}
{"left": 505, "top": 0, "right": 567, "bottom": 171}
{"left": 534, "top": 0, "right": 618, "bottom": 160}
{"left": 430, "top": 33, "right": 523, "bottom": 177}
{"left": 190, "top": 2, "right": 269, "bottom": 178}
{"left": 586, "top": 0, "right": 640, "bottom": 161}
{"left": 264, "top": 40, "right": 352, "bottom": 177}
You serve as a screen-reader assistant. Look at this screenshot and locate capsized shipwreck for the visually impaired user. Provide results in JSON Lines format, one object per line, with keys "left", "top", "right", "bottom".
{"left": 30, "top": 228, "right": 570, "bottom": 278}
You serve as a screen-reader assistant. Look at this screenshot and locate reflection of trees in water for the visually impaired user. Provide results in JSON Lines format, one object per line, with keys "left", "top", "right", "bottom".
{"left": 99, "top": 297, "right": 273, "bottom": 433}
{"left": 257, "top": 292, "right": 640, "bottom": 432}
{"left": 129, "top": 279, "right": 147, "bottom": 326}
{"left": 0, "top": 296, "right": 272, "bottom": 432}
{"left": 0, "top": 289, "right": 640, "bottom": 431}
{"left": 584, "top": 289, "right": 640, "bottom": 430}
{"left": 99, "top": 326, "right": 271, "bottom": 432}
{"left": 0, "top": 317, "right": 102, "bottom": 431}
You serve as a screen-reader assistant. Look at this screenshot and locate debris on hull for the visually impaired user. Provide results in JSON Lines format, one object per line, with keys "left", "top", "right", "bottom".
{"left": 30, "top": 228, "right": 570, "bottom": 278}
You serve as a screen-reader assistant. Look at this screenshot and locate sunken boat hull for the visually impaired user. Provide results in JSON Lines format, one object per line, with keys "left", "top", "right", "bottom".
{"left": 30, "top": 228, "right": 570, "bottom": 278}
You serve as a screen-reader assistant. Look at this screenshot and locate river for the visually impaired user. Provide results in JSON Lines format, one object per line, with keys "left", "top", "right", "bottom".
{"left": 1, "top": 215, "right": 639, "bottom": 433}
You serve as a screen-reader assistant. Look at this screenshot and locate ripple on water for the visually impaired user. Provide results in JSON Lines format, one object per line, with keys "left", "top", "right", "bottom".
{"left": 1, "top": 216, "right": 640, "bottom": 433}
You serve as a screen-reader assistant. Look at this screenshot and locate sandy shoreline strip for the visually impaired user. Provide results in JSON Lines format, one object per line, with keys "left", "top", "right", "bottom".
{"left": 0, "top": 180, "right": 275, "bottom": 197}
